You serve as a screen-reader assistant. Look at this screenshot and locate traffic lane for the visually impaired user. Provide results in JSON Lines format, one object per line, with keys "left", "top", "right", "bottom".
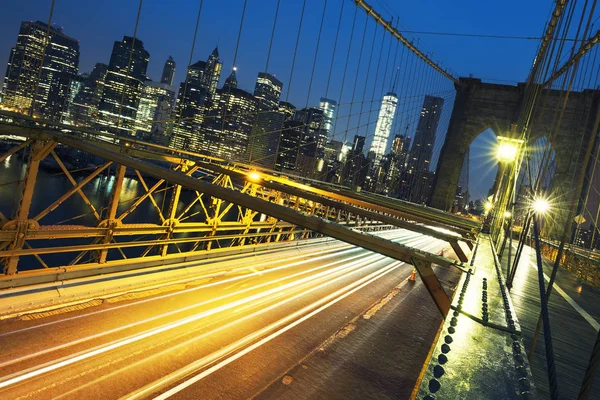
{"left": 157, "top": 244, "right": 452, "bottom": 399}
{"left": 0, "top": 242, "right": 441, "bottom": 399}
{"left": 0, "top": 234, "right": 440, "bottom": 396}
{"left": 256, "top": 264, "right": 460, "bottom": 400}
{"left": 0, "top": 230, "right": 424, "bottom": 374}
{"left": 0, "top": 229, "right": 424, "bottom": 367}
{"left": 0, "top": 242, "right": 389, "bottom": 377}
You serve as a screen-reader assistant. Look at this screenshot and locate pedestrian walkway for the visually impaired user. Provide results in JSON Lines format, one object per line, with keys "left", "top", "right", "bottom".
{"left": 415, "top": 235, "right": 536, "bottom": 399}
{"left": 506, "top": 243, "right": 600, "bottom": 399}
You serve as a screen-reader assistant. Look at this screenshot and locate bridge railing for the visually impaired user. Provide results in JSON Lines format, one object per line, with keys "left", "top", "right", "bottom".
{"left": 0, "top": 120, "right": 478, "bottom": 316}
{"left": 538, "top": 238, "right": 600, "bottom": 286}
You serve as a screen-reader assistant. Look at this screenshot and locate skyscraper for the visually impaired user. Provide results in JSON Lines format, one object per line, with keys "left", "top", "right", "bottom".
{"left": 160, "top": 56, "right": 176, "bottom": 85}
{"left": 408, "top": 95, "right": 444, "bottom": 203}
{"left": 170, "top": 49, "right": 221, "bottom": 151}
{"left": 275, "top": 119, "right": 303, "bottom": 171}
{"left": 205, "top": 47, "right": 222, "bottom": 95}
{"left": 202, "top": 70, "right": 258, "bottom": 160}
{"left": 171, "top": 60, "right": 209, "bottom": 151}
{"left": 253, "top": 72, "right": 282, "bottom": 110}
{"left": 342, "top": 134, "right": 369, "bottom": 188}
{"left": 274, "top": 101, "right": 299, "bottom": 171}
{"left": 97, "top": 36, "right": 149, "bottom": 136}
{"left": 2, "top": 21, "right": 79, "bottom": 120}
{"left": 369, "top": 92, "right": 398, "bottom": 169}
{"left": 67, "top": 63, "right": 108, "bottom": 127}
{"left": 248, "top": 72, "right": 284, "bottom": 167}
{"left": 134, "top": 81, "right": 176, "bottom": 137}
{"left": 319, "top": 97, "right": 337, "bottom": 141}
{"left": 292, "top": 107, "right": 328, "bottom": 177}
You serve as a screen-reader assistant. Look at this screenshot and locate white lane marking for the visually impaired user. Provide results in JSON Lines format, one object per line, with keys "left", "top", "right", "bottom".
{"left": 0, "top": 250, "right": 392, "bottom": 390}
{"left": 528, "top": 262, "right": 600, "bottom": 331}
{"left": 140, "top": 263, "right": 404, "bottom": 400}
{"left": 0, "top": 236, "right": 430, "bottom": 369}
{"left": 1, "top": 230, "right": 421, "bottom": 337}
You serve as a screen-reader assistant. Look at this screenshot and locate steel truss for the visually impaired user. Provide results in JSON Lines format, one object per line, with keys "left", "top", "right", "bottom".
{"left": 0, "top": 120, "right": 479, "bottom": 316}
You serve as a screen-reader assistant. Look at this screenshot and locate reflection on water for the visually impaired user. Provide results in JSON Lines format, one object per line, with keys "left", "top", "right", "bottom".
{"left": 0, "top": 151, "right": 235, "bottom": 270}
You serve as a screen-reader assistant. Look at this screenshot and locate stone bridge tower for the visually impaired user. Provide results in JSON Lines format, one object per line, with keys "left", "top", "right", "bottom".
{"left": 431, "top": 77, "right": 600, "bottom": 238}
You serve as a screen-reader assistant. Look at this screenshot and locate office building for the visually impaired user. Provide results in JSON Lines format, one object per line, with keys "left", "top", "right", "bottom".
{"left": 275, "top": 119, "right": 303, "bottom": 171}
{"left": 67, "top": 63, "right": 108, "bottom": 127}
{"left": 205, "top": 47, "right": 222, "bottom": 95}
{"left": 170, "top": 48, "right": 222, "bottom": 151}
{"left": 369, "top": 92, "right": 398, "bottom": 168}
{"left": 160, "top": 56, "right": 176, "bottom": 86}
{"left": 292, "top": 107, "right": 328, "bottom": 177}
{"left": 97, "top": 36, "right": 149, "bottom": 136}
{"left": 2, "top": 21, "right": 79, "bottom": 121}
{"left": 248, "top": 72, "right": 284, "bottom": 167}
{"left": 201, "top": 69, "right": 258, "bottom": 160}
{"left": 134, "top": 81, "right": 176, "bottom": 137}
{"left": 319, "top": 97, "right": 337, "bottom": 141}
{"left": 407, "top": 95, "right": 444, "bottom": 203}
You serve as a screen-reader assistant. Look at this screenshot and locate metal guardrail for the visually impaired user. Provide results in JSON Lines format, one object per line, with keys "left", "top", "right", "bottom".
{"left": 538, "top": 239, "right": 600, "bottom": 286}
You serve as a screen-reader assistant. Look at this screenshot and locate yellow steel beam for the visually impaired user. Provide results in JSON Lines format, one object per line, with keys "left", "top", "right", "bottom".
{"left": 52, "top": 132, "right": 458, "bottom": 316}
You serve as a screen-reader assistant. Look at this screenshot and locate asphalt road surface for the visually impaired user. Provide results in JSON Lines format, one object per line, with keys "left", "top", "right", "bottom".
{"left": 0, "top": 229, "right": 457, "bottom": 399}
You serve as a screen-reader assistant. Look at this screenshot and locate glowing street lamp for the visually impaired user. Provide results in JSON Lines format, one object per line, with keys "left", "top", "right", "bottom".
{"left": 247, "top": 171, "right": 262, "bottom": 182}
{"left": 496, "top": 136, "right": 524, "bottom": 163}
{"left": 484, "top": 201, "right": 494, "bottom": 212}
{"left": 532, "top": 196, "right": 551, "bottom": 215}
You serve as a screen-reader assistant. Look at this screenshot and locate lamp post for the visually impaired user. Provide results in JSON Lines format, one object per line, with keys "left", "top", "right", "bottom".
{"left": 487, "top": 136, "right": 523, "bottom": 249}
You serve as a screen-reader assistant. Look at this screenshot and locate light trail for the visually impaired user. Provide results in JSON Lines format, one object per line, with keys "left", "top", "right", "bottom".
{"left": 115, "top": 242, "right": 443, "bottom": 399}
{"left": 0, "top": 235, "right": 428, "bottom": 371}
{"left": 0, "top": 229, "right": 418, "bottom": 338}
{"left": 0, "top": 238, "right": 433, "bottom": 391}
{"left": 0, "top": 238, "right": 406, "bottom": 368}
{"left": 148, "top": 261, "right": 406, "bottom": 399}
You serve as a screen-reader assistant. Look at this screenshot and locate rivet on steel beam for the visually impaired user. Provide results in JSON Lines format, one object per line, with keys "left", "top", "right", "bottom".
{"left": 429, "top": 378, "right": 441, "bottom": 393}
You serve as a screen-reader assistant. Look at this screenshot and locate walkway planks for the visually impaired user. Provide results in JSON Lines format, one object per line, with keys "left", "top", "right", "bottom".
{"left": 506, "top": 244, "right": 600, "bottom": 399}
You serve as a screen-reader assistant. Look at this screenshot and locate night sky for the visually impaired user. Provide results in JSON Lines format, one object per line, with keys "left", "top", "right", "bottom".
{"left": 0, "top": 0, "right": 553, "bottom": 200}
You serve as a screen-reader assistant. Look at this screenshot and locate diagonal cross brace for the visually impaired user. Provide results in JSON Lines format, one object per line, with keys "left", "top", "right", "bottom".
{"left": 53, "top": 133, "right": 458, "bottom": 317}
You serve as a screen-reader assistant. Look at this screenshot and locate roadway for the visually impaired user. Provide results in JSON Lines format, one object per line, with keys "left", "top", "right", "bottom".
{"left": 0, "top": 229, "right": 458, "bottom": 399}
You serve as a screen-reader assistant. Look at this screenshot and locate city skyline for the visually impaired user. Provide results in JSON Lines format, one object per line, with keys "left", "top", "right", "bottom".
{"left": 0, "top": 0, "right": 555, "bottom": 200}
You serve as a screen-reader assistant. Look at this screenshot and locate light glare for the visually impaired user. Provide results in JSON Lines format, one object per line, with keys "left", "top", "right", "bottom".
{"left": 496, "top": 142, "right": 519, "bottom": 163}
{"left": 247, "top": 171, "right": 261, "bottom": 182}
{"left": 532, "top": 197, "right": 550, "bottom": 214}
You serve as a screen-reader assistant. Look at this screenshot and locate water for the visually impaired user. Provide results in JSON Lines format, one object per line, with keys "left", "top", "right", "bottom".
{"left": 0, "top": 144, "right": 230, "bottom": 270}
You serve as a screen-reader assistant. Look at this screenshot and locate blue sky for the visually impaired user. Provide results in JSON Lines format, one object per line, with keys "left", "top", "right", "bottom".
{"left": 0, "top": 0, "right": 554, "bottom": 200}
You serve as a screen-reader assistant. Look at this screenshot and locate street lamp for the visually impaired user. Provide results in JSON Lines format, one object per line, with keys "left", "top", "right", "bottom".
{"left": 484, "top": 201, "right": 494, "bottom": 212}
{"left": 532, "top": 196, "right": 551, "bottom": 215}
{"left": 496, "top": 142, "right": 519, "bottom": 163}
{"left": 247, "top": 171, "right": 262, "bottom": 182}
